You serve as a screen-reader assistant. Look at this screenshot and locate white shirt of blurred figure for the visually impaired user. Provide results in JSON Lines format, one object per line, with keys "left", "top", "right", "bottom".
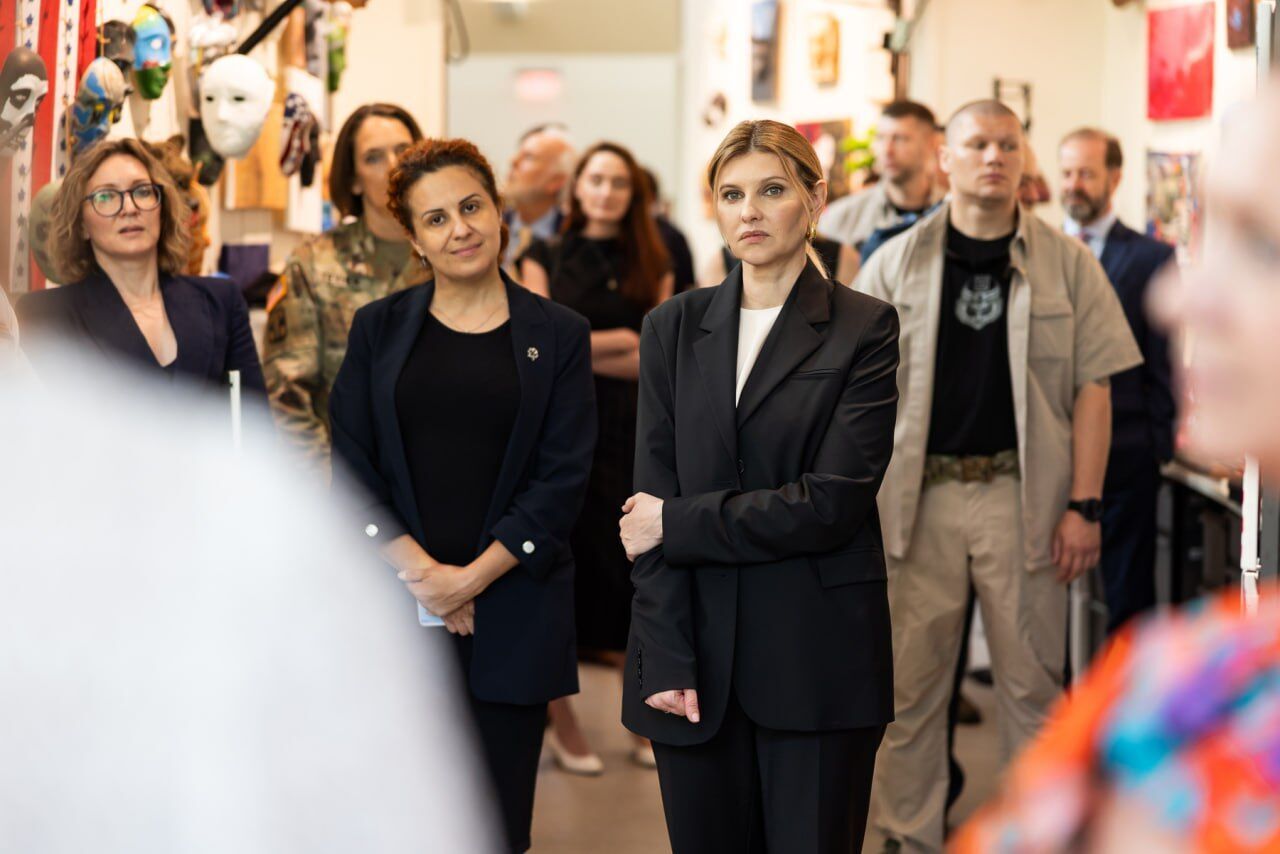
{"left": 0, "top": 345, "right": 502, "bottom": 854}
{"left": 0, "top": 287, "right": 29, "bottom": 377}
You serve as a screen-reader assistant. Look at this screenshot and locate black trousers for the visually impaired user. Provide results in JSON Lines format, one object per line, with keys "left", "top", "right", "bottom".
{"left": 651, "top": 688, "right": 884, "bottom": 853}
{"left": 1101, "top": 448, "right": 1161, "bottom": 634}
{"left": 453, "top": 636, "right": 548, "bottom": 853}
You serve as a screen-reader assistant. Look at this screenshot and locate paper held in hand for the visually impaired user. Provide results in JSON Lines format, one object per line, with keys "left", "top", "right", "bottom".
{"left": 418, "top": 603, "right": 446, "bottom": 628}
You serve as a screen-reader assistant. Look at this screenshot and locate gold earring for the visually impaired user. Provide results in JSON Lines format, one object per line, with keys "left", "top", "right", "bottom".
{"left": 807, "top": 222, "right": 817, "bottom": 241}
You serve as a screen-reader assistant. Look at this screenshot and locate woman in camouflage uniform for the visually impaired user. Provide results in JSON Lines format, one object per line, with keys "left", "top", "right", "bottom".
{"left": 264, "top": 103, "right": 429, "bottom": 476}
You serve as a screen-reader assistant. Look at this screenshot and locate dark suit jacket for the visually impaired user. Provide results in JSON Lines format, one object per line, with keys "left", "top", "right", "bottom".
{"left": 17, "top": 271, "right": 265, "bottom": 396}
{"left": 621, "top": 261, "right": 900, "bottom": 746}
{"left": 1102, "top": 221, "right": 1177, "bottom": 463}
{"left": 328, "top": 273, "right": 597, "bottom": 705}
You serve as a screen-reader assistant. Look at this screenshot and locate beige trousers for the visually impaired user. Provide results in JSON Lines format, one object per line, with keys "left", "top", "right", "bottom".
{"left": 871, "top": 475, "right": 1066, "bottom": 852}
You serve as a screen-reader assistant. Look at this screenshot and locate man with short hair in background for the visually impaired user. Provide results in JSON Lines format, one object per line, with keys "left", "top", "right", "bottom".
{"left": 503, "top": 124, "right": 576, "bottom": 270}
{"left": 1059, "top": 127, "right": 1177, "bottom": 634}
{"left": 856, "top": 100, "right": 1142, "bottom": 853}
{"left": 819, "top": 100, "right": 945, "bottom": 254}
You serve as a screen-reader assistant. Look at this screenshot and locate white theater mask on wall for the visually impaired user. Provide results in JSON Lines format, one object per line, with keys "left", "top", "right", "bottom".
{"left": 199, "top": 54, "right": 273, "bottom": 159}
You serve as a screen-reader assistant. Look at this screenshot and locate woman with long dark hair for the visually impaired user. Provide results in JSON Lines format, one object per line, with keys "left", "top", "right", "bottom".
{"left": 521, "top": 141, "right": 672, "bottom": 772}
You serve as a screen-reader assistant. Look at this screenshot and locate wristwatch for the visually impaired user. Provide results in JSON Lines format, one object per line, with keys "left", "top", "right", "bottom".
{"left": 1067, "top": 498, "right": 1103, "bottom": 523}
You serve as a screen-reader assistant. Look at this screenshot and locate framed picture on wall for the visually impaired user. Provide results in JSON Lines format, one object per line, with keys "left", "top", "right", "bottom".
{"left": 1146, "top": 150, "right": 1203, "bottom": 264}
{"left": 1148, "top": 3, "right": 1215, "bottom": 120}
{"left": 1227, "top": 0, "right": 1256, "bottom": 49}
{"left": 751, "top": 0, "right": 780, "bottom": 103}
{"left": 808, "top": 13, "right": 839, "bottom": 88}
{"left": 796, "top": 119, "right": 853, "bottom": 201}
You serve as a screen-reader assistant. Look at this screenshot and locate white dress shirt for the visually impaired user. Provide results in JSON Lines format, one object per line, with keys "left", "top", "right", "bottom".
{"left": 735, "top": 305, "right": 783, "bottom": 404}
{"left": 1063, "top": 210, "right": 1118, "bottom": 260}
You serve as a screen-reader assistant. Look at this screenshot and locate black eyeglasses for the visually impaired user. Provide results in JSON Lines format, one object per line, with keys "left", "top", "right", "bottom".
{"left": 83, "top": 184, "right": 162, "bottom": 217}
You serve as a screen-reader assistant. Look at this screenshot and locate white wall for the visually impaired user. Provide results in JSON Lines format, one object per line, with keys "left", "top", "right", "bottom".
{"left": 909, "top": 0, "right": 1257, "bottom": 231}
{"left": 678, "top": 0, "right": 896, "bottom": 266}
{"left": 1101, "top": 0, "right": 1256, "bottom": 229}
{"left": 446, "top": 53, "right": 681, "bottom": 213}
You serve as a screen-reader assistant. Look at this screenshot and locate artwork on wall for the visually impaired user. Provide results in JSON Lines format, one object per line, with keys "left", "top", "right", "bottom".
{"left": 808, "top": 13, "right": 839, "bottom": 88}
{"left": 796, "top": 118, "right": 853, "bottom": 201}
{"left": 751, "top": 0, "right": 780, "bottom": 103}
{"left": 1148, "top": 3, "right": 1214, "bottom": 120}
{"left": 1146, "top": 150, "right": 1203, "bottom": 264}
{"left": 993, "top": 78, "right": 1033, "bottom": 132}
{"left": 1227, "top": 0, "right": 1256, "bottom": 49}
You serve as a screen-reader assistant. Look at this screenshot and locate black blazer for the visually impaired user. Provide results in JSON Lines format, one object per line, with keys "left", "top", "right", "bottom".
{"left": 621, "top": 261, "right": 900, "bottom": 746}
{"left": 1100, "top": 221, "right": 1177, "bottom": 462}
{"left": 17, "top": 271, "right": 265, "bottom": 396}
{"left": 328, "top": 273, "right": 597, "bottom": 705}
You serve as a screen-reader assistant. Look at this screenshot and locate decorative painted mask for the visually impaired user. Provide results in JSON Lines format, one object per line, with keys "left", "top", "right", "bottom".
{"left": 29, "top": 180, "right": 67, "bottom": 284}
{"left": 132, "top": 5, "right": 173, "bottom": 100}
{"left": 203, "top": 0, "right": 240, "bottom": 17}
{"left": 199, "top": 55, "right": 273, "bottom": 159}
{"left": 70, "top": 58, "right": 126, "bottom": 157}
{"left": 100, "top": 21, "right": 137, "bottom": 92}
{"left": 0, "top": 47, "right": 49, "bottom": 155}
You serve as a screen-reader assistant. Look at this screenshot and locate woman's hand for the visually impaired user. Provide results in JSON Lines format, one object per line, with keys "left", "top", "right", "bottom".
{"left": 442, "top": 601, "right": 476, "bottom": 636}
{"left": 620, "top": 492, "right": 664, "bottom": 561}
{"left": 398, "top": 562, "right": 481, "bottom": 617}
{"left": 645, "top": 688, "right": 700, "bottom": 723}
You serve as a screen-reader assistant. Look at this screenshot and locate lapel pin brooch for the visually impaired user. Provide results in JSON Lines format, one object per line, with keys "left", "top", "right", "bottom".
{"left": 527, "top": 347, "right": 539, "bottom": 362}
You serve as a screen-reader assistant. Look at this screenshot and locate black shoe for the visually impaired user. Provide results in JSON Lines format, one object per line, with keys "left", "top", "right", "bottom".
{"left": 956, "top": 693, "right": 982, "bottom": 726}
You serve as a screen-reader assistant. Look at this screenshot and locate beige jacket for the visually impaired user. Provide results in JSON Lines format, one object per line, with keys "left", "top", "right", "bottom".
{"left": 818, "top": 181, "right": 946, "bottom": 249}
{"left": 854, "top": 203, "right": 1143, "bottom": 572}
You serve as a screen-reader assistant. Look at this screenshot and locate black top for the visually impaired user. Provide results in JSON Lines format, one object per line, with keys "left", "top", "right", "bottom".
{"left": 328, "top": 273, "right": 597, "bottom": 705}
{"left": 926, "top": 223, "right": 1018, "bottom": 456}
{"left": 524, "top": 232, "right": 652, "bottom": 332}
{"left": 621, "top": 261, "right": 900, "bottom": 745}
{"left": 656, "top": 215, "right": 697, "bottom": 295}
{"left": 17, "top": 271, "right": 266, "bottom": 398}
{"left": 395, "top": 314, "right": 519, "bottom": 566}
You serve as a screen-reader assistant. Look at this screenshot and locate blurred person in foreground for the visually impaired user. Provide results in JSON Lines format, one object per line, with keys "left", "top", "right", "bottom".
{"left": 954, "top": 86, "right": 1280, "bottom": 854}
{"left": 0, "top": 287, "right": 28, "bottom": 376}
{"left": 329, "top": 137, "right": 596, "bottom": 853}
{"left": 17, "top": 138, "right": 263, "bottom": 397}
{"left": 0, "top": 345, "right": 499, "bottom": 853}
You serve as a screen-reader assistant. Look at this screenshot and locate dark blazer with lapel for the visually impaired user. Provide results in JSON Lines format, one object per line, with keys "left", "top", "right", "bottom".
{"left": 1100, "top": 221, "right": 1177, "bottom": 462}
{"left": 17, "top": 271, "right": 265, "bottom": 397}
{"left": 622, "top": 261, "right": 900, "bottom": 746}
{"left": 328, "top": 273, "right": 597, "bottom": 705}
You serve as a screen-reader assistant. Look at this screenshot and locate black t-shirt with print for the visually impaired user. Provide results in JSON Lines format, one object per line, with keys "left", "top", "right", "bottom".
{"left": 926, "top": 222, "right": 1019, "bottom": 456}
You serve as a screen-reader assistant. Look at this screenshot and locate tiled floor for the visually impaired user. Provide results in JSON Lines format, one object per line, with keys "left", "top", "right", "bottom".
{"left": 531, "top": 663, "right": 1002, "bottom": 852}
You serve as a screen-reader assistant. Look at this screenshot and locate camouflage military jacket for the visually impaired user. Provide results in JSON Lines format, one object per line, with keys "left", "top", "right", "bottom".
{"left": 263, "top": 218, "right": 429, "bottom": 475}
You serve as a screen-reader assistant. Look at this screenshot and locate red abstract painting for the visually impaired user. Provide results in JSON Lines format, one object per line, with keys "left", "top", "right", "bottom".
{"left": 1148, "top": 3, "right": 1215, "bottom": 121}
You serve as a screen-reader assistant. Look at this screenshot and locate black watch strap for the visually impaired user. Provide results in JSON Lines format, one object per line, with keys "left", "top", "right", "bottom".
{"left": 1067, "top": 498, "right": 1103, "bottom": 523}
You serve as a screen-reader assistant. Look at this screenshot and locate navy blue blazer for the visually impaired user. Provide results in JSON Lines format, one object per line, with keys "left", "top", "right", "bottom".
{"left": 328, "top": 272, "right": 597, "bottom": 705}
{"left": 17, "top": 271, "right": 265, "bottom": 397}
{"left": 1101, "top": 221, "right": 1177, "bottom": 463}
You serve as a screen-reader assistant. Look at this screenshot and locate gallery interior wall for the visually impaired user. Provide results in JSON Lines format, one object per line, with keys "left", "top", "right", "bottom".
{"left": 910, "top": 0, "right": 1256, "bottom": 235}
{"left": 677, "top": 0, "right": 896, "bottom": 268}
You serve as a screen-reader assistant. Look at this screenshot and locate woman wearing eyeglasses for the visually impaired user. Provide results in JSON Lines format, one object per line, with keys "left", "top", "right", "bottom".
{"left": 18, "top": 138, "right": 264, "bottom": 396}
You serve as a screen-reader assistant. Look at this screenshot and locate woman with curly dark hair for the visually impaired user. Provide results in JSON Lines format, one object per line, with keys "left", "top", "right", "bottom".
{"left": 328, "top": 137, "right": 597, "bottom": 853}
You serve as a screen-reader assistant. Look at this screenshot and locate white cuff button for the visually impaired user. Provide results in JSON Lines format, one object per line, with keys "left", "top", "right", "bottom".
{"left": 365, "top": 524, "right": 379, "bottom": 538}
{"left": 522, "top": 540, "right": 536, "bottom": 555}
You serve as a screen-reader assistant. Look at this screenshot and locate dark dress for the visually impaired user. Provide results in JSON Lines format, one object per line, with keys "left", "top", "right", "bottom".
{"left": 525, "top": 232, "right": 651, "bottom": 651}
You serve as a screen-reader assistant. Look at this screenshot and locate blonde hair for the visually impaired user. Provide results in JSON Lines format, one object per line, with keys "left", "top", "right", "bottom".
{"left": 706, "top": 119, "right": 828, "bottom": 277}
{"left": 50, "top": 138, "right": 192, "bottom": 282}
